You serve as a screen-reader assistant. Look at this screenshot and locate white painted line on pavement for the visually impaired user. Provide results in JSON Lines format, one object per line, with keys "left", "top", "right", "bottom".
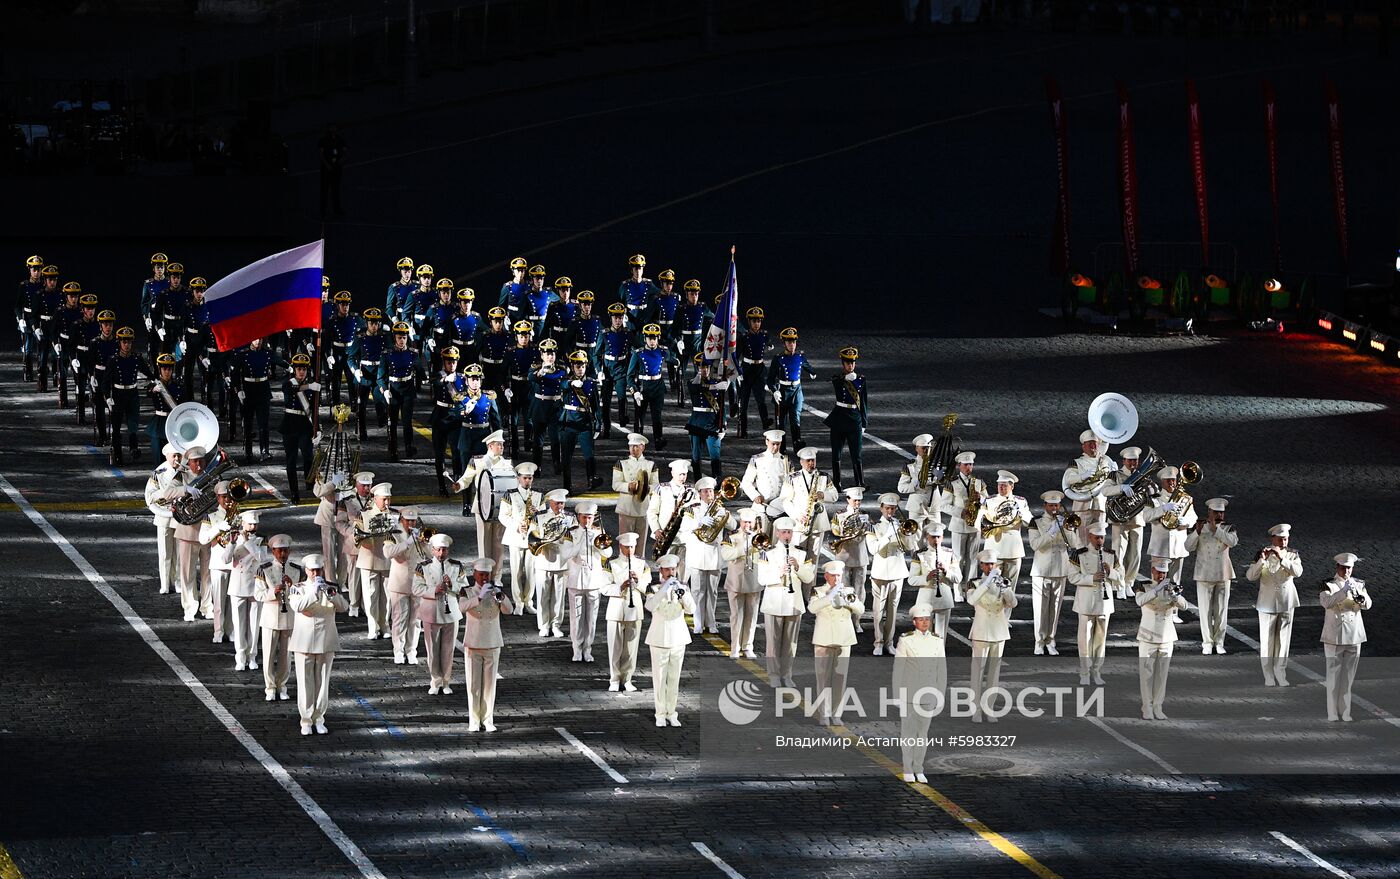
{"left": 0, "top": 473, "right": 387, "bottom": 879}
{"left": 801, "top": 403, "right": 911, "bottom": 461}
{"left": 251, "top": 470, "right": 293, "bottom": 507}
{"left": 555, "top": 726, "right": 629, "bottom": 784}
{"left": 692, "top": 841, "right": 748, "bottom": 879}
{"left": 1190, "top": 600, "right": 1400, "bottom": 731}
{"left": 1085, "top": 717, "right": 1181, "bottom": 775}
{"left": 1269, "top": 831, "right": 1355, "bottom": 879}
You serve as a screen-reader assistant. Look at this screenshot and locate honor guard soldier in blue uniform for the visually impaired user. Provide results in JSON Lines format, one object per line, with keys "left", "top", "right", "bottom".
{"left": 448, "top": 288, "right": 483, "bottom": 366}
{"left": 139, "top": 252, "right": 169, "bottom": 350}
{"left": 767, "top": 327, "right": 816, "bottom": 455}
{"left": 149, "top": 353, "right": 187, "bottom": 460}
{"left": 380, "top": 321, "right": 422, "bottom": 461}
{"left": 184, "top": 278, "right": 217, "bottom": 407}
{"left": 736, "top": 306, "right": 773, "bottom": 437}
{"left": 323, "top": 291, "right": 358, "bottom": 405}
{"left": 423, "top": 278, "right": 457, "bottom": 368}
{"left": 557, "top": 350, "right": 605, "bottom": 492}
{"left": 478, "top": 307, "right": 511, "bottom": 401}
{"left": 687, "top": 353, "right": 730, "bottom": 480}
{"left": 456, "top": 362, "right": 501, "bottom": 477}
{"left": 348, "top": 307, "right": 388, "bottom": 439}
{"left": 626, "top": 323, "right": 676, "bottom": 450}
{"left": 650, "top": 269, "right": 682, "bottom": 393}
{"left": 529, "top": 338, "right": 567, "bottom": 472}
{"left": 231, "top": 337, "right": 280, "bottom": 461}
{"left": 563, "top": 290, "right": 603, "bottom": 375}
{"left": 523, "top": 265, "right": 555, "bottom": 339}
{"left": 825, "top": 347, "right": 868, "bottom": 491}
{"left": 280, "top": 353, "right": 320, "bottom": 505}
{"left": 619, "top": 254, "right": 658, "bottom": 333}
{"left": 543, "top": 277, "right": 578, "bottom": 346}
{"left": 18, "top": 255, "right": 45, "bottom": 382}
{"left": 34, "top": 265, "right": 62, "bottom": 392}
{"left": 406, "top": 264, "right": 436, "bottom": 335}
{"left": 677, "top": 280, "right": 712, "bottom": 389}
{"left": 500, "top": 257, "right": 530, "bottom": 326}
{"left": 102, "top": 326, "right": 153, "bottom": 465}
{"left": 54, "top": 281, "right": 84, "bottom": 409}
{"left": 72, "top": 293, "right": 100, "bottom": 425}
{"left": 386, "top": 257, "right": 416, "bottom": 322}
{"left": 154, "top": 262, "right": 190, "bottom": 363}
{"left": 432, "top": 346, "right": 467, "bottom": 495}
{"left": 89, "top": 312, "right": 119, "bottom": 445}
{"left": 598, "top": 302, "right": 631, "bottom": 438}
{"left": 504, "top": 319, "right": 539, "bottom": 458}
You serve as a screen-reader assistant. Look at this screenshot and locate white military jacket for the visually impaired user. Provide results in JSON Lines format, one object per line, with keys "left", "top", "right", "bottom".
{"left": 255, "top": 559, "right": 304, "bottom": 630}
{"left": 909, "top": 545, "right": 961, "bottom": 613}
{"left": 1069, "top": 546, "right": 1122, "bottom": 616}
{"left": 1062, "top": 453, "right": 1118, "bottom": 512}
{"left": 612, "top": 455, "right": 658, "bottom": 518}
{"left": 500, "top": 486, "right": 544, "bottom": 550}
{"left": 1246, "top": 548, "right": 1303, "bottom": 613}
{"left": 1144, "top": 490, "right": 1198, "bottom": 559}
{"left": 1319, "top": 577, "right": 1371, "bottom": 646}
{"left": 1135, "top": 582, "right": 1188, "bottom": 645}
{"left": 530, "top": 511, "right": 581, "bottom": 573}
{"left": 385, "top": 526, "right": 430, "bottom": 595}
{"left": 740, "top": 450, "right": 790, "bottom": 518}
{"left": 644, "top": 581, "right": 695, "bottom": 648}
{"left": 828, "top": 509, "right": 871, "bottom": 567}
{"left": 942, "top": 473, "right": 988, "bottom": 536}
{"left": 339, "top": 492, "right": 370, "bottom": 558}
{"left": 144, "top": 461, "right": 179, "bottom": 529}
{"left": 414, "top": 558, "right": 466, "bottom": 625}
{"left": 288, "top": 578, "right": 348, "bottom": 652}
{"left": 779, "top": 467, "right": 837, "bottom": 538}
{"left": 354, "top": 506, "right": 398, "bottom": 572}
{"left": 1027, "top": 514, "right": 1079, "bottom": 578}
{"left": 568, "top": 528, "right": 614, "bottom": 592}
{"left": 646, "top": 480, "right": 693, "bottom": 535}
{"left": 720, "top": 530, "right": 764, "bottom": 594}
{"left": 461, "top": 585, "right": 512, "bottom": 648}
{"left": 604, "top": 555, "right": 652, "bottom": 622}
{"left": 974, "top": 493, "right": 1033, "bottom": 560}
{"left": 1186, "top": 522, "right": 1238, "bottom": 582}
{"left": 680, "top": 503, "right": 736, "bottom": 571}
{"left": 757, "top": 543, "right": 814, "bottom": 616}
{"left": 967, "top": 575, "right": 1017, "bottom": 642}
{"left": 808, "top": 584, "right": 861, "bottom": 649}
{"left": 864, "top": 516, "right": 916, "bottom": 580}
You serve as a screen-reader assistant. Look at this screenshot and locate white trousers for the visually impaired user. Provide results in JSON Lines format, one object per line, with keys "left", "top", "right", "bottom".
{"left": 871, "top": 579, "right": 904, "bottom": 648}
{"left": 424, "top": 620, "right": 459, "bottom": 687}
{"left": 1195, "top": 580, "right": 1230, "bottom": 648}
{"left": 208, "top": 569, "right": 232, "bottom": 638}
{"left": 534, "top": 569, "right": 568, "bottom": 632}
{"left": 1115, "top": 526, "right": 1143, "bottom": 590}
{"left": 997, "top": 558, "right": 1023, "bottom": 586}
{"left": 1323, "top": 643, "right": 1360, "bottom": 719}
{"left": 1137, "top": 642, "right": 1174, "bottom": 710}
{"left": 358, "top": 569, "right": 389, "bottom": 636}
{"left": 261, "top": 628, "right": 291, "bottom": 694}
{"left": 649, "top": 644, "right": 686, "bottom": 720}
{"left": 507, "top": 545, "right": 535, "bottom": 611}
{"left": 175, "top": 539, "right": 210, "bottom": 621}
{"left": 618, "top": 514, "right": 648, "bottom": 559}
{"left": 465, "top": 646, "right": 500, "bottom": 725}
{"left": 1258, "top": 609, "right": 1295, "bottom": 683}
{"left": 764, "top": 614, "right": 801, "bottom": 680}
{"left": 155, "top": 523, "right": 178, "bottom": 593}
{"left": 1031, "top": 577, "right": 1066, "bottom": 646}
{"left": 813, "top": 644, "right": 851, "bottom": 718}
{"left": 845, "top": 564, "right": 868, "bottom": 629}
{"left": 344, "top": 558, "right": 362, "bottom": 611}
{"left": 726, "top": 591, "right": 761, "bottom": 654}
{"left": 294, "top": 652, "right": 333, "bottom": 724}
{"left": 231, "top": 594, "right": 259, "bottom": 665}
{"left": 320, "top": 524, "right": 343, "bottom": 587}
{"left": 970, "top": 640, "right": 1005, "bottom": 717}
{"left": 389, "top": 592, "right": 422, "bottom": 659}
{"left": 607, "top": 620, "right": 641, "bottom": 684}
{"left": 568, "top": 589, "right": 601, "bottom": 659}
{"left": 475, "top": 517, "right": 506, "bottom": 577}
{"left": 950, "top": 530, "right": 979, "bottom": 582}
{"left": 688, "top": 568, "right": 721, "bottom": 633}
{"left": 1077, "top": 614, "right": 1109, "bottom": 675}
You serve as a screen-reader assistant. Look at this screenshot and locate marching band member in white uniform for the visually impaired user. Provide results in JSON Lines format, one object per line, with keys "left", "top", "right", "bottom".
{"left": 893, "top": 603, "right": 944, "bottom": 783}
{"left": 942, "top": 451, "right": 987, "bottom": 582}
{"left": 1135, "top": 559, "right": 1188, "bottom": 720}
{"left": 499, "top": 461, "right": 544, "bottom": 614}
{"left": 645, "top": 555, "right": 695, "bottom": 727}
{"left": 759, "top": 517, "right": 814, "bottom": 688}
{"left": 828, "top": 487, "right": 872, "bottom": 630}
{"left": 1320, "top": 552, "right": 1371, "bottom": 722}
{"left": 612, "top": 434, "right": 658, "bottom": 556}
{"left": 198, "top": 481, "right": 240, "bottom": 643}
{"left": 906, "top": 521, "right": 960, "bottom": 640}
{"left": 1186, "top": 497, "right": 1237, "bottom": 654}
{"left": 568, "top": 501, "right": 612, "bottom": 662}
{"left": 973, "top": 470, "right": 1033, "bottom": 586}
{"left": 221, "top": 510, "right": 264, "bottom": 669}
{"left": 289, "top": 555, "right": 348, "bottom": 735}
{"left": 1246, "top": 523, "right": 1303, "bottom": 687}
{"left": 338, "top": 472, "right": 374, "bottom": 617}
{"left": 740, "top": 429, "right": 789, "bottom": 536}
{"left": 449, "top": 428, "right": 511, "bottom": 574}
{"left": 530, "top": 488, "right": 580, "bottom": 638}
{"left": 780, "top": 447, "right": 838, "bottom": 565}
{"left": 254, "top": 535, "right": 301, "bottom": 701}
{"left": 171, "top": 444, "right": 212, "bottom": 622}
{"left": 897, "top": 433, "right": 945, "bottom": 523}
{"left": 144, "top": 443, "right": 181, "bottom": 595}
{"left": 865, "top": 493, "right": 918, "bottom": 655}
{"left": 1061, "top": 430, "right": 1118, "bottom": 542}
{"left": 647, "top": 460, "right": 694, "bottom": 579}
{"left": 1027, "top": 490, "right": 1078, "bottom": 655}
{"left": 1070, "top": 522, "right": 1122, "bottom": 686}
{"left": 809, "top": 561, "right": 862, "bottom": 726}
{"left": 966, "top": 550, "right": 1017, "bottom": 723}
{"left": 353, "top": 482, "right": 396, "bottom": 640}
{"left": 720, "top": 509, "right": 764, "bottom": 658}
{"left": 603, "top": 533, "right": 651, "bottom": 692}
{"left": 1110, "top": 447, "right": 1146, "bottom": 595}
{"left": 680, "top": 476, "right": 735, "bottom": 635}
{"left": 461, "top": 559, "right": 513, "bottom": 732}
{"left": 1143, "top": 465, "right": 1197, "bottom": 587}
{"left": 414, "top": 533, "right": 466, "bottom": 694}
{"left": 384, "top": 506, "right": 431, "bottom": 664}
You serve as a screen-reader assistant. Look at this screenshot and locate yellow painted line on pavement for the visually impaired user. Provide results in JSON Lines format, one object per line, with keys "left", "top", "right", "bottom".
{"left": 698, "top": 630, "right": 1063, "bottom": 879}
{"left": 0, "top": 843, "right": 24, "bottom": 879}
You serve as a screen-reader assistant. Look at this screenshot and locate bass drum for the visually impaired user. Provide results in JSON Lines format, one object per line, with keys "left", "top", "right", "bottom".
{"left": 473, "top": 466, "right": 518, "bottom": 522}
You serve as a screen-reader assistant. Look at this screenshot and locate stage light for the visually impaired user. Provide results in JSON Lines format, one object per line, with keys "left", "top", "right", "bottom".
{"left": 1316, "top": 311, "right": 1337, "bottom": 333}
{"left": 1341, "top": 323, "right": 1359, "bottom": 342}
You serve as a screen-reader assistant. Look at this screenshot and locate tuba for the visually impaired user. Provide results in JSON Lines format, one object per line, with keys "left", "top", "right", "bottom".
{"left": 167, "top": 402, "right": 238, "bottom": 525}
{"left": 1106, "top": 447, "right": 1164, "bottom": 523}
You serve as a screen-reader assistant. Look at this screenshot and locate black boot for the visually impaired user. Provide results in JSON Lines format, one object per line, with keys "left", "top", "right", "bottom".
{"left": 562, "top": 462, "right": 573, "bottom": 494}
{"left": 586, "top": 458, "right": 602, "bottom": 490}
{"left": 130, "top": 439, "right": 141, "bottom": 462}
{"left": 852, "top": 460, "right": 864, "bottom": 488}
{"left": 710, "top": 458, "right": 722, "bottom": 482}
{"left": 531, "top": 442, "right": 542, "bottom": 467}
{"left": 832, "top": 461, "right": 844, "bottom": 493}
{"left": 552, "top": 446, "right": 562, "bottom": 476}
{"left": 740, "top": 412, "right": 748, "bottom": 439}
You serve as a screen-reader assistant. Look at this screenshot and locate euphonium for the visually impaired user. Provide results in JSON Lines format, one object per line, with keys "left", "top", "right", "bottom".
{"left": 528, "top": 515, "right": 575, "bottom": 555}
{"left": 694, "top": 498, "right": 731, "bottom": 543}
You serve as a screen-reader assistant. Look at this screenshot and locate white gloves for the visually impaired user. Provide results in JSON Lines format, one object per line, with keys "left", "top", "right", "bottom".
{"left": 237, "top": 391, "right": 246, "bottom": 403}
{"left": 305, "top": 382, "right": 321, "bottom": 392}
{"left": 201, "top": 356, "right": 211, "bottom": 370}
{"left": 185, "top": 486, "right": 202, "bottom": 498}
{"left": 383, "top": 387, "right": 393, "bottom": 402}
{"left": 17, "top": 319, "right": 26, "bottom": 333}
{"left": 712, "top": 379, "right": 729, "bottom": 391}
{"left": 772, "top": 389, "right": 782, "bottom": 404}
{"left": 157, "top": 326, "right": 166, "bottom": 341}
{"left": 71, "top": 358, "right": 81, "bottom": 372}
{"left": 570, "top": 379, "right": 583, "bottom": 388}
{"left": 327, "top": 355, "right": 335, "bottom": 368}
{"left": 311, "top": 432, "right": 323, "bottom": 446}
{"left": 632, "top": 391, "right": 643, "bottom": 405}
{"left": 350, "top": 367, "right": 363, "bottom": 383}
{"left": 34, "top": 327, "right": 43, "bottom": 342}
{"left": 503, "top": 388, "right": 514, "bottom": 402}
{"left": 144, "top": 317, "right": 153, "bottom": 332}
{"left": 717, "top": 430, "right": 726, "bottom": 442}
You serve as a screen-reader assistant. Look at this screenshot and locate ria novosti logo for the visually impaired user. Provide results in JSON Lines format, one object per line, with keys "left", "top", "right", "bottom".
{"left": 717, "top": 679, "right": 765, "bottom": 725}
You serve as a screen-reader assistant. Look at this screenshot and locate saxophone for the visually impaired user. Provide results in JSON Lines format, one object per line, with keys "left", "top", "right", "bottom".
{"left": 960, "top": 477, "right": 981, "bottom": 527}
{"left": 917, "top": 448, "right": 932, "bottom": 489}
{"left": 652, "top": 486, "right": 696, "bottom": 560}
{"left": 801, "top": 470, "right": 823, "bottom": 533}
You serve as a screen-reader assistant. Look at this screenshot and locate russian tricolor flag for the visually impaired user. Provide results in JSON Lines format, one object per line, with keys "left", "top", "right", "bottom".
{"left": 206, "top": 239, "right": 325, "bottom": 351}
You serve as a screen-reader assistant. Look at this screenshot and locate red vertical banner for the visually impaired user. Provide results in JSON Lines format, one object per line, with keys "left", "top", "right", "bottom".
{"left": 1045, "top": 77, "right": 1072, "bottom": 275}
{"left": 1325, "top": 79, "right": 1350, "bottom": 275}
{"left": 1185, "top": 79, "right": 1210, "bottom": 268}
{"left": 1117, "top": 83, "right": 1141, "bottom": 277}
{"left": 1263, "top": 81, "right": 1282, "bottom": 274}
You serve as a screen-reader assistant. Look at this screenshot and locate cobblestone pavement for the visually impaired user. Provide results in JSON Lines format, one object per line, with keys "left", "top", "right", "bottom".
{"left": 1, "top": 321, "right": 1398, "bottom": 878}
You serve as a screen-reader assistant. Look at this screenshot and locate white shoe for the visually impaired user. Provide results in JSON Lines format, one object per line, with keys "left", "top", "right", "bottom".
{"left": 1342, "top": 713, "right": 1353, "bottom": 722}
{"left": 744, "top": 649, "right": 758, "bottom": 659}
{"left": 314, "top": 722, "right": 328, "bottom": 734}
{"left": 393, "top": 654, "right": 405, "bottom": 664}
{"left": 855, "top": 625, "right": 864, "bottom": 633}
{"left": 213, "top": 635, "right": 223, "bottom": 644}
{"left": 278, "top": 689, "right": 289, "bottom": 700}
{"left": 1142, "top": 708, "right": 1155, "bottom": 720}
{"left": 915, "top": 773, "right": 928, "bottom": 784}
{"left": 730, "top": 650, "right": 740, "bottom": 659}
{"left": 572, "top": 654, "right": 582, "bottom": 662}
{"left": 971, "top": 713, "right": 983, "bottom": 724}
{"left": 381, "top": 632, "right": 391, "bottom": 640}
{"left": 624, "top": 681, "right": 638, "bottom": 692}
{"left": 608, "top": 681, "right": 620, "bottom": 692}
{"left": 483, "top": 722, "right": 497, "bottom": 732}
{"left": 1203, "top": 645, "right": 1213, "bottom": 655}
{"left": 1034, "top": 644, "right": 1044, "bottom": 655}
{"left": 1328, "top": 713, "right": 1340, "bottom": 722}
{"left": 552, "top": 627, "right": 564, "bottom": 637}
{"left": 235, "top": 662, "right": 246, "bottom": 671}
{"left": 1153, "top": 707, "right": 1167, "bottom": 720}
{"left": 407, "top": 656, "right": 419, "bottom": 665}
{"left": 159, "top": 587, "right": 172, "bottom": 595}
{"left": 656, "top": 717, "right": 667, "bottom": 727}
{"left": 1092, "top": 673, "right": 1105, "bottom": 686}
{"left": 468, "top": 722, "right": 481, "bottom": 732}
{"left": 769, "top": 675, "right": 782, "bottom": 688}
{"left": 668, "top": 716, "right": 681, "bottom": 727}
{"left": 885, "top": 643, "right": 895, "bottom": 654}
{"left": 783, "top": 677, "right": 797, "bottom": 688}
{"left": 428, "top": 684, "right": 440, "bottom": 695}
{"left": 248, "top": 661, "right": 259, "bottom": 670}
{"left": 584, "top": 654, "right": 594, "bottom": 663}
{"left": 873, "top": 645, "right": 883, "bottom": 656}
{"left": 1215, "top": 644, "right": 1226, "bottom": 655}
{"left": 184, "top": 616, "right": 197, "bottom": 623}
{"left": 442, "top": 686, "right": 453, "bottom": 695}
{"left": 265, "top": 692, "right": 276, "bottom": 702}
{"left": 1079, "top": 675, "right": 1091, "bottom": 686}
{"left": 1277, "top": 678, "right": 1291, "bottom": 687}
{"left": 820, "top": 715, "right": 832, "bottom": 726}
{"left": 902, "top": 772, "right": 916, "bottom": 783}
{"left": 538, "top": 629, "right": 550, "bottom": 638}
{"left": 1046, "top": 644, "right": 1059, "bottom": 656}
{"left": 1263, "top": 678, "right": 1276, "bottom": 686}
{"left": 300, "top": 724, "right": 313, "bottom": 736}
